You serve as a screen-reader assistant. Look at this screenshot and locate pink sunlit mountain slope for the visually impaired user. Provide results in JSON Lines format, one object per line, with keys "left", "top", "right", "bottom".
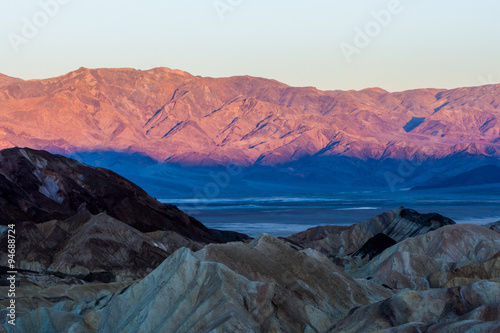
{"left": 0, "top": 67, "right": 499, "bottom": 166}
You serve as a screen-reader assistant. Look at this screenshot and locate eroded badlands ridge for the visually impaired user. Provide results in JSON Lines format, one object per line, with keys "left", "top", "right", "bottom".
{"left": 0, "top": 149, "right": 499, "bottom": 332}
{"left": 0, "top": 67, "right": 499, "bottom": 165}
{"left": 0, "top": 148, "right": 247, "bottom": 280}
{"left": 4, "top": 232, "right": 499, "bottom": 332}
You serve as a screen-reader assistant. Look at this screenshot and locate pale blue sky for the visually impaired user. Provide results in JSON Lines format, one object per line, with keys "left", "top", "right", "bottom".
{"left": 1, "top": 0, "right": 499, "bottom": 91}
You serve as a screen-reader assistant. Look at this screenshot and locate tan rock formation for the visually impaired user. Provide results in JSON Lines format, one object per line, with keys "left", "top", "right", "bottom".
{"left": 8, "top": 235, "right": 392, "bottom": 333}
{"left": 330, "top": 281, "right": 500, "bottom": 332}
{"left": 428, "top": 251, "right": 500, "bottom": 288}
{"left": 0, "top": 212, "right": 204, "bottom": 281}
{"left": 352, "top": 224, "right": 500, "bottom": 289}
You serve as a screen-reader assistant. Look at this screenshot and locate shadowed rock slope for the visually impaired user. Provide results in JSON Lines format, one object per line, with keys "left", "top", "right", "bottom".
{"left": 0, "top": 147, "right": 216, "bottom": 240}
{"left": 412, "top": 164, "right": 500, "bottom": 190}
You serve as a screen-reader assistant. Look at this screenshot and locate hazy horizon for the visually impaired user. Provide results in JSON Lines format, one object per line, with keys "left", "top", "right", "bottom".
{"left": 2, "top": 65, "right": 499, "bottom": 94}
{"left": 1, "top": 0, "right": 499, "bottom": 92}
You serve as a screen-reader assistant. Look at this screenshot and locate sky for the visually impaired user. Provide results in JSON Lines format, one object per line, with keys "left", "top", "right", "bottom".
{"left": 1, "top": 0, "right": 499, "bottom": 92}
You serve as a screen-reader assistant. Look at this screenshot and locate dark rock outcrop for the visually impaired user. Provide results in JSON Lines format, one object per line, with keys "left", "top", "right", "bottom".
{"left": 0, "top": 148, "right": 251, "bottom": 280}
{"left": 352, "top": 233, "right": 397, "bottom": 260}
{"left": 0, "top": 147, "right": 498, "bottom": 332}
{"left": 0, "top": 212, "right": 204, "bottom": 280}
{"left": 1, "top": 210, "right": 500, "bottom": 332}
{"left": 486, "top": 220, "right": 500, "bottom": 233}
{"left": 4, "top": 231, "right": 500, "bottom": 332}
{"left": 0, "top": 147, "right": 220, "bottom": 242}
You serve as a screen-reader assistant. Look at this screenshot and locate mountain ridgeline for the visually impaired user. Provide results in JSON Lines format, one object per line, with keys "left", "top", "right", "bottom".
{"left": 0, "top": 67, "right": 499, "bottom": 167}
{"left": 1, "top": 67, "right": 500, "bottom": 192}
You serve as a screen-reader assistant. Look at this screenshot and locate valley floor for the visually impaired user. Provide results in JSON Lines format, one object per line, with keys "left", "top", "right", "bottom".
{"left": 162, "top": 190, "right": 500, "bottom": 237}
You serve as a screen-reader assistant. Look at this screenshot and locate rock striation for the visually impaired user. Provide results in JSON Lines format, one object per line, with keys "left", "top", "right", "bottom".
{"left": 289, "top": 208, "right": 500, "bottom": 291}
{"left": 0, "top": 212, "right": 205, "bottom": 280}
{"left": 2, "top": 210, "right": 500, "bottom": 331}
{"left": 0, "top": 269, "right": 129, "bottom": 319}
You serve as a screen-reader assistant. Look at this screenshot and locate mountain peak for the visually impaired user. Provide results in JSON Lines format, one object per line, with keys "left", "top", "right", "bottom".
{"left": 0, "top": 73, "right": 23, "bottom": 87}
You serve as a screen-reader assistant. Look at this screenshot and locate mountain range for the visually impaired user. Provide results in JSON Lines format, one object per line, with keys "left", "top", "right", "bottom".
{"left": 2, "top": 66, "right": 500, "bottom": 331}
{"left": 1, "top": 67, "right": 499, "bottom": 167}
